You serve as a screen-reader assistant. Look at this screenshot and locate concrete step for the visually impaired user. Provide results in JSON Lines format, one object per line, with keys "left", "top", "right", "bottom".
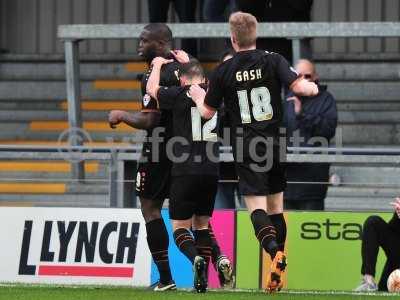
{"left": 330, "top": 165, "right": 400, "bottom": 186}
{"left": 0, "top": 62, "right": 217, "bottom": 81}
{"left": 339, "top": 111, "right": 400, "bottom": 124}
{"left": 0, "top": 130, "right": 142, "bottom": 142}
{"left": 0, "top": 111, "right": 108, "bottom": 121}
{"left": 0, "top": 194, "right": 109, "bottom": 207}
{"left": 1, "top": 62, "right": 400, "bottom": 81}
{"left": 337, "top": 102, "right": 400, "bottom": 111}
{"left": 327, "top": 186, "right": 400, "bottom": 198}
{"left": 335, "top": 124, "right": 400, "bottom": 145}
{"left": 0, "top": 122, "right": 394, "bottom": 145}
{"left": 66, "top": 183, "right": 108, "bottom": 194}
{"left": 0, "top": 100, "right": 141, "bottom": 111}
{"left": 0, "top": 182, "right": 108, "bottom": 194}
{"left": 0, "top": 160, "right": 101, "bottom": 172}
{"left": 0, "top": 171, "right": 107, "bottom": 180}
{"left": 0, "top": 81, "right": 141, "bottom": 100}
{"left": 317, "top": 63, "right": 400, "bottom": 81}
{"left": 0, "top": 121, "right": 138, "bottom": 133}
{"left": 325, "top": 195, "right": 393, "bottom": 211}
{"left": 0, "top": 80, "right": 400, "bottom": 101}
{"left": 325, "top": 81, "right": 400, "bottom": 101}
{"left": 0, "top": 62, "right": 142, "bottom": 80}
{"left": 0, "top": 109, "right": 397, "bottom": 124}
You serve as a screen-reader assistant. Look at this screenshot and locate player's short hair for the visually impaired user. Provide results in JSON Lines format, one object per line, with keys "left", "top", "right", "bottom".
{"left": 143, "top": 23, "right": 173, "bottom": 45}
{"left": 180, "top": 59, "right": 204, "bottom": 79}
{"left": 229, "top": 12, "right": 257, "bottom": 48}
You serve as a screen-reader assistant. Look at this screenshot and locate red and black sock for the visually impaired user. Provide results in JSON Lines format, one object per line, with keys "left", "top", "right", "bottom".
{"left": 173, "top": 228, "right": 198, "bottom": 263}
{"left": 250, "top": 209, "right": 278, "bottom": 259}
{"left": 208, "top": 224, "right": 222, "bottom": 266}
{"left": 145, "top": 219, "right": 172, "bottom": 284}
{"left": 269, "top": 213, "right": 287, "bottom": 252}
{"left": 193, "top": 229, "right": 212, "bottom": 266}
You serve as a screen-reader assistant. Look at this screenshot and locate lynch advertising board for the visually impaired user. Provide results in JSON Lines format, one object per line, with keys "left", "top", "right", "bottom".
{"left": 0, "top": 207, "right": 151, "bottom": 286}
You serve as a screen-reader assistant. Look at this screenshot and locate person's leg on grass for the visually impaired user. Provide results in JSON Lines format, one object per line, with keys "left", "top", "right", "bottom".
{"left": 356, "top": 215, "right": 392, "bottom": 292}
{"left": 265, "top": 192, "right": 287, "bottom": 292}
{"left": 140, "top": 197, "right": 175, "bottom": 290}
{"left": 191, "top": 216, "right": 211, "bottom": 293}
{"left": 170, "top": 176, "right": 210, "bottom": 293}
{"left": 245, "top": 196, "right": 278, "bottom": 258}
{"left": 267, "top": 192, "right": 286, "bottom": 252}
{"left": 172, "top": 219, "right": 199, "bottom": 263}
{"left": 207, "top": 222, "right": 234, "bottom": 288}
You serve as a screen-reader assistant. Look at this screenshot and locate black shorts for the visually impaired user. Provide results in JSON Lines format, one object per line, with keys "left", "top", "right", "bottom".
{"left": 136, "top": 160, "right": 171, "bottom": 203}
{"left": 169, "top": 175, "right": 218, "bottom": 220}
{"left": 235, "top": 146, "right": 286, "bottom": 196}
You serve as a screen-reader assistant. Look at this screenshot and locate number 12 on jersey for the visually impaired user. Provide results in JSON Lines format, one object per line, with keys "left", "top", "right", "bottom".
{"left": 237, "top": 86, "right": 273, "bottom": 123}
{"left": 191, "top": 107, "right": 218, "bottom": 142}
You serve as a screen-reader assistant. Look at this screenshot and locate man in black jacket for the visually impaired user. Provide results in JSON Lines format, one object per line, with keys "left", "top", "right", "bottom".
{"left": 355, "top": 198, "right": 400, "bottom": 292}
{"left": 283, "top": 59, "right": 337, "bottom": 210}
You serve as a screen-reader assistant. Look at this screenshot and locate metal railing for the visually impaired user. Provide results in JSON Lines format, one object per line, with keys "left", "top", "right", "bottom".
{"left": 0, "top": 145, "right": 399, "bottom": 208}
{"left": 57, "top": 22, "right": 400, "bottom": 179}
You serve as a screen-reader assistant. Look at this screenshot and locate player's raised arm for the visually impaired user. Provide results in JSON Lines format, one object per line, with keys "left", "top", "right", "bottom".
{"left": 146, "top": 57, "right": 173, "bottom": 100}
{"left": 189, "top": 84, "right": 216, "bottom": 120}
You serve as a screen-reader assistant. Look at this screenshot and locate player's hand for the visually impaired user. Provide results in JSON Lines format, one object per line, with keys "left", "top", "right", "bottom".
{"left": 189, "top": 84, "right": 206, "bottom": 104}
{"left": 171, "top": 50, "right": 190, "bottom": 64}
{"left": 108, "top": 110, "right": 125, "bottom": 129}
{"left": 287, "top": 96, "right": 302, "bottom": 115}
{"left": 151, "top": 57, "right": 173, "bottom": 68}
{"left": 390, "top": 197, "right": 400, "bottom": 218}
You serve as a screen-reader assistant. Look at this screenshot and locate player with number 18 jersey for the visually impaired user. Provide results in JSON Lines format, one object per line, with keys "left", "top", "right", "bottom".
{"left": 205, "top": 49, "right": 299, "bottom": 195}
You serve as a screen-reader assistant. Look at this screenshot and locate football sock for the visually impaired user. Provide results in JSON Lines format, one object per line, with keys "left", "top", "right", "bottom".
{"left": 173, "top": 228, "right": 198, "bottom": 263}
{"left": 208, "top": 223, "right": 222, "bottom": 266}
{"left": 250, "top": 209, "right": 278, "bottom": 259}
{"left": 145, "top": 219, "right": 172, "bottom": 284}
{"left": 193, "top": 229, "right": 212, "bottom": 265}
{"left": 270, "top": 213, "right": 287, "bottom": 252}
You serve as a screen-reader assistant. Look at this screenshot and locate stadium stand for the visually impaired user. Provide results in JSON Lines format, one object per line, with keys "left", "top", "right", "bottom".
{"left": 0, "top": 57, "right": 399, "bottom": 209}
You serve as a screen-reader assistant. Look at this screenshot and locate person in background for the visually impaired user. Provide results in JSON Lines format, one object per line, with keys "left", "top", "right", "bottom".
{"left": 235, "top": 0, "right": 313, "bottom": 63}
{"left": 215, "top": 48, "right": 238, "bottom": 209}
{"left": 355, "top": 198, "right": 400, "bottom": 292}
{"left": 203, "top": 0, "right": 235, "bottom": 22}
{"left": 148, "top": 0, "right": 198, "bottom": 57}
{"left": 283, "top": 59, "right": 337, "bottom": 211}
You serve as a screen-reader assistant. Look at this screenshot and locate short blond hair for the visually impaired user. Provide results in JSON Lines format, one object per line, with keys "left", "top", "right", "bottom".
{"left": 229, "top": 12, "right": 257, "bottom": 48}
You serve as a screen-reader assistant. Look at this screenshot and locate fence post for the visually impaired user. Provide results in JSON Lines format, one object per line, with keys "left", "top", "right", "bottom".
{"left": 64, "top": 40, "right": 84, "bottom": 180}
{"left": 109, "top": 151, "right": 118, "bottom": 207}
{"left": 291, "top": 38, "right": 301, "bottom": 64}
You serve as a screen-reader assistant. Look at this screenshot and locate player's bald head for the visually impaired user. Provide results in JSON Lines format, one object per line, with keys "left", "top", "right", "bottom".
{"left": 229, "top": 12, "right": 257, "bottom": 49}
{"left": 295, "top": 59, "right": 316, "bottom": 75}
{"left": 295, "top": 59, "right": 318, "bottom": 82}
{"left": 142, "top": 23, "right": 173, "bottom": 45}
{"left": 138, "top": 23, "right": 173, "bottom": 62}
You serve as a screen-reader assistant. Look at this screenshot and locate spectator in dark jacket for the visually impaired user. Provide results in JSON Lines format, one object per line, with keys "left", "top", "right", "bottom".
{"left": 354, "top": 197, "right": 400, "bottom": 292}
{"left": 235, "top": 0, "right": 313, "bottom": 62}
{"left": 283, "top": 59, "right": 337, "bottom": 210}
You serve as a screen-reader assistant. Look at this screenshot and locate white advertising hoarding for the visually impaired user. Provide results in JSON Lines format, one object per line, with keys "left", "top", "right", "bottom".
{"left": 0, "top": 207, "right": 151, "bottom": 286}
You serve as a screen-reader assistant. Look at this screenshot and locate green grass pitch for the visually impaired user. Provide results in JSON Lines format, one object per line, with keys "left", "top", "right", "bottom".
{"left": 0, "top": 285, "right": 398, "bottom": 300}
